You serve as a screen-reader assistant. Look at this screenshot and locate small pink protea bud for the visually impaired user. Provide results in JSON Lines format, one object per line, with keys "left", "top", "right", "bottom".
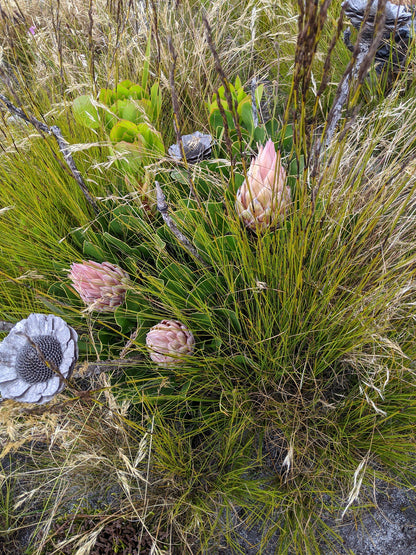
{"left": 68, "top": 260, "right": 130, "bottom": 312}
{"left": 235, "top": 139, "right": 291, "bottom": 232}
{"left": 146, "top": 320, "right": 195, "bottom": 368}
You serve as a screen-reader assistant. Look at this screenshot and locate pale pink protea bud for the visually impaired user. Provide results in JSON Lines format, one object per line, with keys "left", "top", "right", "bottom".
{"left": 235, "top": 139, "right": 291, "bottom": 232}
{"left": 146, "top": 320, "right": 195, "bottom": 368}
{"left": 68, "top": 260, "right": 130, "bottom": 312}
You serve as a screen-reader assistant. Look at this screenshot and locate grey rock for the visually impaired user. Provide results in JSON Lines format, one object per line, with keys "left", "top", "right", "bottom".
{"left": 342, "top": 0, "right": 414, "bottom": 74}
{"left": 343, "top": 1, "right": 412, "bottom": 38}
{"left": 213, "top": 480, "right": 416, "bottom": 554}
{"left": 320, "top": 481, "right": 416, "bottom": 554}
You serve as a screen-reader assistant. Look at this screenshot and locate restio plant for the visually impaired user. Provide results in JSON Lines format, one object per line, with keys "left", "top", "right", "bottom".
{"left": 36, "top": 84, "right": 416, "bottom": 551}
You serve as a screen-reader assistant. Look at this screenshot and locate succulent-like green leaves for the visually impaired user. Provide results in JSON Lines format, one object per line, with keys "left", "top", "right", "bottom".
{"left": 72, "top": 80, "right": 164, "bottom": 173}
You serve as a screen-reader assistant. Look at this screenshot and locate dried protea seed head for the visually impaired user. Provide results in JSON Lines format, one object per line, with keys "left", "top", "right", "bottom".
{"left": 168, "top": 131, "right": 213, "bottom": 163}
{"left": 16, "top": 335, "right": 63, "bottom": 384}
{"left": 235, "top": 139, "right": 291, "bottom": 232}
{"left": 68, "top": 260, "right": 130, "bottom": 312}
{"left": 146, "top": 319, "right": 195, "bottom": 368}
{"left": 0, "top": 313, "right": 78, "bottom": 405}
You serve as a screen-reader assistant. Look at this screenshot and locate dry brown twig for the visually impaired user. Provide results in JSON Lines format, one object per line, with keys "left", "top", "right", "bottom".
{"left": 155, "top": 180, "right": 209, "bottom": 266}
{"left": 167, "top": 36, "right": 204, "bottom": 210}
{"left": 0, "top": 92, "right": 99, "bottom": 214}
{"left": 323, "top": 0, "right": 388, "bottom": 148}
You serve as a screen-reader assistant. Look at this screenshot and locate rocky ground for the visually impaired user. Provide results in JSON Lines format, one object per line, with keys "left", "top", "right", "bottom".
{"left": 2, "top": 477, "right": 416, "bottom": 554}
{"left": 2, "top": 439, "right": 416, "bottom": 554}
{"left": 216, "top": 481, "right": 416, "bottom": 554}
{"left": 322, "top": 482, "right": 416, "bottom": 555}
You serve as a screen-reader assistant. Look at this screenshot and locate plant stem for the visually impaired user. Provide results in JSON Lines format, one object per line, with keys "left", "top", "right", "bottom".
{"left": 0, "top": 93, "right": 99, "bottom": 214}
{"left": 155, "top": 181, "right": 209, "bottom": 266}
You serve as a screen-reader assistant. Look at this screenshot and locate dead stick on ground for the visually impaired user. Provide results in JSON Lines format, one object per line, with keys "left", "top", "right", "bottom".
{"left": 71, "top": 358, "right": 137, "bottom": 379}
{"left": 0, "top": 93, "right": 99, "bottom": 214}
{"left": 155, "top": 181, "right": 209, "bottom": 267}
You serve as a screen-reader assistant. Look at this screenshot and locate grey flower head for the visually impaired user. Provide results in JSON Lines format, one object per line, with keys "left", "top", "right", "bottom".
{"left": 168, "top": 132, "right": 213, "bottom": 164}
{"left": 0, "top": 314, "right": 78, "bottom": 404}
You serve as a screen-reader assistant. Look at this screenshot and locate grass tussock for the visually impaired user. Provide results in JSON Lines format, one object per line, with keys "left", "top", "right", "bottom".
{"left": 1, "top": 0, "right": 416, "bottom": 554}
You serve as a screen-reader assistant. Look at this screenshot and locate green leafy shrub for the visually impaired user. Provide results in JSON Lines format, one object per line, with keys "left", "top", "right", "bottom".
{"left": 72, "top": 79, "right": 164, "bottom": 173}
{"left": 206, "top": 76, "right": 268, "bottom": 146}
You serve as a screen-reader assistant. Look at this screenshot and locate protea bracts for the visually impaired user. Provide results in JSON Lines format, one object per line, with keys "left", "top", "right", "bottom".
{"left": 235, "top": 139, "right": 291, "bottom": 232}
{"left": 146, "top": 320, "right": 195, "bottom": 368}
{"left": 68, "top": 260, "right": 130, "bottom": 312}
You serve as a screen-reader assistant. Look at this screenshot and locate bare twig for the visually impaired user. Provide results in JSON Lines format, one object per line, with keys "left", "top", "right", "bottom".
{"left": 203, "top": 16, "right": 238, "bottom": 131}
{"left": 0, "top": 92, "right": 49, "bottom": 132}
{"left": 287, "top": 0, "right": 331, "bottom": 131}
{"left": 150, "top": 0, "right": 161, "bottom": 78}
{"left": 215, "top": 90, "right": 234, "bottom": 165}
{"left": 88, "top": 0, "right": 96, "bottom": 91}
{"left": 0, "top": 93, "right": 99, "bottom": 214}
{"left": 317, "top": 8, "right": 346, "bottom": 99}
{"left": 167, "top": 37, "right": 185, "bottom": 160}
{"left": 72, "top": 358, "right": 137, "bottom": 379}
{"left": 251, "top": 78, "right": 259, "bottom": 129}
{"left": 119, "top": 328, "right": 139, "bottom": 359}
{"left": 155, "top": 181, "right": 209, "bottom": 266}
{"left": 50, "top": 125, "right": 99, "bottom": 213}
{"left": 203, "top": 16, "right": 245, "bottom": 150}
{"left": 203, "top": 15, "right": 248, "bottom": 181}
{"left": 310, "top": 0, "right": 390, "bottom": 193}
{"left": 3, "top": 358, "right": 143, "bottom": 412}
{"left": 50, "top": 0, "right": 65, "bottom": 94}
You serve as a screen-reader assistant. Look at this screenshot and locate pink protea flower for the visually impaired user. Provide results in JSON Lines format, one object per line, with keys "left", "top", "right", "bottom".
{"left": 146, "top": 320, "right": 195, "bottom": 368}
{"left": 68, "top": 260, "right": 130, "bottom": 312}
{"left": 235, "top": 139, "right": 291, "bottom": 232}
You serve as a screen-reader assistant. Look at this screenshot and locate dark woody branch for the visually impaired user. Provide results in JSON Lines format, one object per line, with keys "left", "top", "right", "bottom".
{"left": 0, "top": 93, "right": 99, "bottom": 214}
